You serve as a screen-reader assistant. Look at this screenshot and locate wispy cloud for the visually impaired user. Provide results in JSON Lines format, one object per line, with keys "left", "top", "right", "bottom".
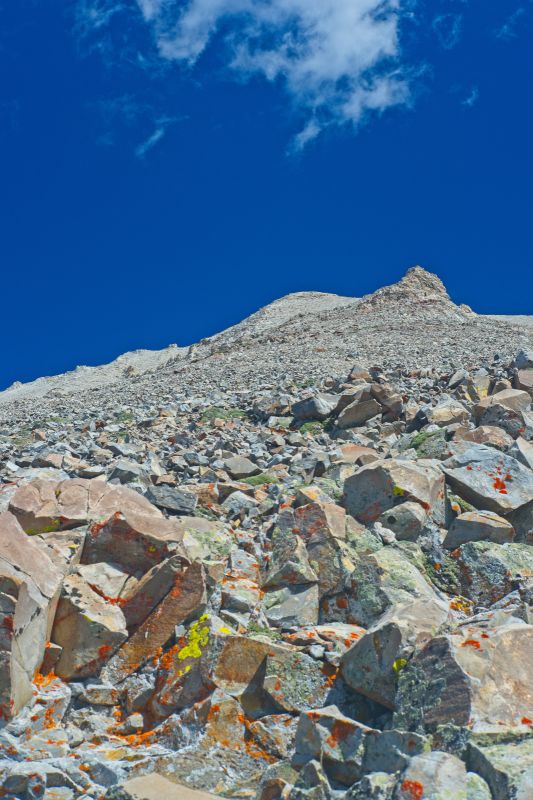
{"left": 462, "top": 86, "right": 479, "bottom": 108}
{"left": 127, "top": 0, "right": 412, "bottom": 149}
{"left": 496, "top": 5, "right": 530, "bottom": 40}
{"left": 135, "top": 116, "right": 178, "bottom": 157}
{"left": 432, "top": 13, "right": 463, "bottom": 50}
{"left": 92, "top": 94, "right": 182, "bottom": 156}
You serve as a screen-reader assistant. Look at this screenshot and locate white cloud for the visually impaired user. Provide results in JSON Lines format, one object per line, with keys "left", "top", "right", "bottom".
{"left": 135, "top": 126, "right": 166, "bottom": 157}
{"left": 462, "top": 86, "right": 479, "bottom": 107}
{"left": 496, "top": 6, "right": 529, "bottom": 40}
{"left": 432, "top": 13, "right": 463, "bottom": 50}
{"left": 132, "top": 0, "right": 411, "bottom": 147}
{"left": 75, "top": 0, "right": 125, "bottom": 37}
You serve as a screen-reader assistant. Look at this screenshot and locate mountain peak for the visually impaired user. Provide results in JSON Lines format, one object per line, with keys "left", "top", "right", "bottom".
{"left": 357, "top": 264, "right": 474, "bottom": 319}
{"left": 401, "top": 265, "right": 450, "bottom": 297}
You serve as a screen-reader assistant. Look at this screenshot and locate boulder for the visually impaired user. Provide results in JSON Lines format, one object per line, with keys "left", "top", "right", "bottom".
{"left": 458, "top": 426, "right": 514, "bottom": 451}
{"left": 145, "top": 485, "right": 198, "bottom": 515}
{"left": 337, "top": 399, "right": 381, "bottom": 429}
{"left": 422, "top": 398, "right": 470, "bottom": 427}
{"left": 292, "top": 395, "right": 339, "bottom": 422}
{"left": 442, "top": 445, "right": 533, "bottom": 516}
{"left": 9, "top": 478, "right": 161, "bottom": 535}
{"left": 515, "top": 368, "right": 533, "bottom": 395}
{"left": 293, "top": 705, "right": 371, "bottom": 785}
{"left": 347, "top": 773, "right": 397, "bottom": 799}
{"left": 455, "top": 541, "right": 533, "bottom": 605}
{"left": 82, "top": 510, "right": 185, "bottom": 577}
{"left": 397, "top": 751, "right": 467, "bottom": 800}
{"left": 262, "top": 514, "right": 318, "bottom": 589}
{"left": 262, "top": 649, "right": 338, "bottom": 714}
{"left": 0, "top": 512, "right": 63, "bottom": 720}
{"left": 340, "top": 597, "right": 449, "bottom": 708}
{"left": 467, "top": 738, "right": 533, "bottom": 800}
{"left": 514, "top": 349, "right": 533, "bottom": 370}
{"left": 224, "top": 456, "right": 261, "bottom": 479}
{"left": 443, "top": 511, "right": 515, "bottom": 549}
{"left": 52, "top": 573, "right": 127, "bottom": 680}
{"left": 331, "top": 546, "right": 442, "bottom": 628}
{"left": 474, "top": 389, "right": 531, "bottom": 423}
{"left": 394, "top": 615, "right": 533, "bottom": 734}
{"left": 101, "top": 561, "right": 206, "bottom": 684}
{"left": 343, "top": 459, "right": 446, "bottom": 525}
{"left": 108, "top": 774, "right": 220, "bottom": 800}
{"left": 120, "top": 553, "right": 190, "bottom": 631}
{"left": 377, "top": 501, "right": 428, "bottom": 542}
{"left": 264, "top": 583, "right": 320, "bottom": 628}
{"left": 510, "top": 437, "right": 533, "bottom": 470}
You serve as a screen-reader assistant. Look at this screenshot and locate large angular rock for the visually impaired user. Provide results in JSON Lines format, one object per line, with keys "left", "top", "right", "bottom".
{"left": 0, "top": 512, "right": 62, "bottom": 721}
{"left": 337, "top": 398, "right": 381, "bottom": 429}
{"left": 443, "top": 511, "right": 515, "bottom": 549}
{"left": 475, "top": 388, "right": 530, "bottom": 423}
{"left": 224, "top": 456, "right": 261, "bottom": 479}
{"left": 455, "top": 541, "right": 533, "bottom": 605}
{"left": 264, "top": 583, "right": 320, "bottom": 628}
{"left": 347, "top": 773, "right": 397, "bottom": 800}
{"left": 262, "top": 649, "right": 338, "bottom": 714}
{"left": 120, "top": 554, "right": 189, "bottom": 631}
{"left": 108, "top": 774, "right": 220, "bottom": 800}
{"left": 516, "top": 368, "right": 533, "bottom": 395}
{"left": 343, "top": 459, "right": 446, "bottom": 525}
{"left": 422, "top": 398, "right": 470, "bottom": 427}
{"left": 514, "top": 349, "right": 533, "bottom": 370}
{"left": 397, "top": 751, "right": 467, "bottom": 800}
{"left": 101, "top": 561, "right": 206, "bottom": 684}
{"left": 458, "top": 426, "right": 514, "bottom": 451}
{"left": 510, "top": 436, "right": 533, "bottom": 470}
{"left": 9, "top": 478, "right": 161, "bottom": 535}
{"left": 145, "top": 485, "right": 198, "bottom": 515}
{"left": 340, "top": 597, "right": 449, "bottom": 709}
{"left": 394, "top": 615, "right": 533, "bottom": 734}
{"left": 442, "top": 445, "right": 533, "bottom": 516}
{"left": 378, "top": 501, "right": 427, "bottom": 542}
{"left": 293, "top": 705, "right": 371, "bottom": 785}
{"left": 292, "top": 395, "right": 339, "bottom": 422}
{"left": 210, "top": 635, "right": 289, "bottom": 700}
{"left": 262, "top": 513, "right": 318, "bottom": 589}
{"left": 292, "top": 502, "right": 349, "bottom": 599}
{"left": 52, "top": 573, "right": 127, "bottom": 680}
{"left": 82, "top": 510, "right": 185, "bottom": 578}
{"left": 328, "top": 546, "right": 442, "bottom": 628}
{"left": 294, "top": 502, "right": 346, "bottom": 544}
{"left": 362, "top": 729, "right": 429, "bottom": 775}
{"left": 467, "top": 738, "right": 533, "bottom": 800}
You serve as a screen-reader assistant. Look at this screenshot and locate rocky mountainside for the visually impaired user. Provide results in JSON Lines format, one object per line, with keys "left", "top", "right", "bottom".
{"left": 0, "top": 267, "right": 532, "bottom": 800}
{"left": 1, "top": 266, "right": 531, "bottom": 408}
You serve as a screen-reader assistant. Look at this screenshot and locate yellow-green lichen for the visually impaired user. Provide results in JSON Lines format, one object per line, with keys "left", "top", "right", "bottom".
{"left": 393, "top": 658, "right": 408, "bottom": 673}
{"left": 177, "top": 615, "right": 210, "bottom": 662}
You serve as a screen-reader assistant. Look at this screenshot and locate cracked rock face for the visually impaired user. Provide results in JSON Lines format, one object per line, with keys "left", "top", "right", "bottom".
{"left": 0, "top": 267, "right": 532, "bottom": 799}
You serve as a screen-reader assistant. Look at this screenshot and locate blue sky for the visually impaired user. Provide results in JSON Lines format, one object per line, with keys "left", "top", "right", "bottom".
{"left": 1, "top": 0, "right": 532, "bottom": 389}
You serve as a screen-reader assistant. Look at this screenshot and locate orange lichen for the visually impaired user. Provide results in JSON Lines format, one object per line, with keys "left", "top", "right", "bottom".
{"left": 325, "top": 719, "right": 353, "bottom": 748}
{"left": 33, "top": 671, "right": 56, "bottom": 689}
{"left": 400, "top": 780, "right": 424, "bottom": 800}
{"left": 461, "top": 639, "right": 481, "bottom": 649}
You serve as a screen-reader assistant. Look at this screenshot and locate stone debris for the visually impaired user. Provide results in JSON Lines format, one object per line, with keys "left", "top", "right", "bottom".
{"left": 0, "top": 267, "right": 531, "bottom": 799}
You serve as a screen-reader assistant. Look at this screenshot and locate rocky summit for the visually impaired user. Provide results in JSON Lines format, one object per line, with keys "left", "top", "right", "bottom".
{"left": 0, "top": 266, "right": 532, "bottom": 800}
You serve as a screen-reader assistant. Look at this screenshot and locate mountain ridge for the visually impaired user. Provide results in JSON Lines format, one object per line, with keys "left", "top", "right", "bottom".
{"left": 1, "top": 266, "right": 531, "bottom": 408}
